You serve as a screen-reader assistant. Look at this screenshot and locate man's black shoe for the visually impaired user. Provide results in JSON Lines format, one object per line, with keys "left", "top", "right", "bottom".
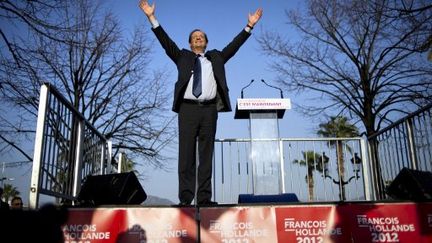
{"left": 198, "top": 200, "right": 218, "bottom": 206}
{"left": 178, "top": 201, "right": 191, "bottom": 206}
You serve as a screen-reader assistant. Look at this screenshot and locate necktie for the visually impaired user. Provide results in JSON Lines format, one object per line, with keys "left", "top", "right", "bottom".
{"left": 192, "top": 54, "right": 202, "bottom": 98}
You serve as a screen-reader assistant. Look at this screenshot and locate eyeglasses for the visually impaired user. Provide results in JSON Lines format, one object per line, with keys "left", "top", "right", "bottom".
{"left": 12, "top": 203, "right": 23, "bottom": 206}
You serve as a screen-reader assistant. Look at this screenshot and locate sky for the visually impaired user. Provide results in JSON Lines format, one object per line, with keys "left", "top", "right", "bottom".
{"left": 2, "top": 0, "right": 321, "bottom": 205}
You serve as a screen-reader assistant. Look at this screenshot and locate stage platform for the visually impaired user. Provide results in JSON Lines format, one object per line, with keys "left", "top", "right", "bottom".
{"left": 60, "top": 201, "right": 432, "bottom": 243}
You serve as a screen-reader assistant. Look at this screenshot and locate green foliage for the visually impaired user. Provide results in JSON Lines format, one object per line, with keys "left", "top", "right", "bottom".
{"left": 2, "top": 183, "right": 20, "bottom": 203}
{"left": 318, "top": 116, "right": 359, "bottom": 138}
{"left": 293, "top": 150, "right": 329, "bottom": 173}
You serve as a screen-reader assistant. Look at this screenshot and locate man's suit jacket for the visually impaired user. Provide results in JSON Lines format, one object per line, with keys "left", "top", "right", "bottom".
{"left": 152, "top": 25, "right": 251, "bottom": 113}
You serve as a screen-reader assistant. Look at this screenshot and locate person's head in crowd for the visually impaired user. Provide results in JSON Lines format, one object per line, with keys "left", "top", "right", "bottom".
{"left": 10, "top": 196, "right": 23, "bottom": 210}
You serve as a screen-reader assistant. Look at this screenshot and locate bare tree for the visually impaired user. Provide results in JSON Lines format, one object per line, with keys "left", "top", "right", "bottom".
{"left": 0, "top": 0, "right": 175, "bottom": 170}
{"left": 0, "top": 0, "right": 71, "bottom": 65}
{"left": 258, "top": 0, "right": 432, "bottom": 137}
{"left": 395, "top": 1, "right": 432, "bottom": 61}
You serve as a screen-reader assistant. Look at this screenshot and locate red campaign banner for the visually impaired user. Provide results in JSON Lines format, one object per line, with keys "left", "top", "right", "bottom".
{"left": 339, "top": 202, "right": 432, "bottom": 243}
{"left": 125, "top": 207, "right": 197, "bottom": 243}
{"left": 63, "top": 208, "right": 128, "bottom": 243}
{"left": 61, "top": 202, "right": 432, "bottom": 243}
{"left": 275, "top": 205, "right": 351, "bottom": 243}
{"left": 63, "top": 207, "right": 196, "bottom": 243}
{"left": 200, "top": 206, "right": 278, "bottom": 243}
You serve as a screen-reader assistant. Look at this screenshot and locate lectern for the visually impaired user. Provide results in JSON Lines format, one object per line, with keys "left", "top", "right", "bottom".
{"left": 235, "top": 98, "right": 291, "bottom": 195}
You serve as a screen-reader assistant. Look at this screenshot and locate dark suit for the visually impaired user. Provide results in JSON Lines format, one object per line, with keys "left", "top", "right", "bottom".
{"left": 152, "top": 25, "right": 251, "bottom": 204}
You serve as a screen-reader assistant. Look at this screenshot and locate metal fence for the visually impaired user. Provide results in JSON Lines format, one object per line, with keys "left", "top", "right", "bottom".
{"left": 212, "top": 137, "right": 369, "bottom": 204}
{"left": 367, "top": 103, "right": 432, "bottom": 200}
{"left": 28, "top": 83, "right": 432, "bottom": 207}
{"left": 29, "top": 83, "right": 112, "bottom": 209}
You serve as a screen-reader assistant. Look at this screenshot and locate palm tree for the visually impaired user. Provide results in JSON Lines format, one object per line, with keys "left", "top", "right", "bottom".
{"left": 2, "top": 183, "right": 20, "bottom": 203}
{"left": 293, "top": 151, "right": 328, "bottom": 201}
{"left": 317, "top": 116, "right": 359, "bottom": 200}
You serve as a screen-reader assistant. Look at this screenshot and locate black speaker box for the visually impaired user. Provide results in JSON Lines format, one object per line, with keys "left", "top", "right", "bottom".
{"left": 77, "top": 172, "right": 147, "bottom": 206}
{"left": 386, "top": 167, "right": 432, "bottom": 201}
{"left": 238, "top": 193, "right": 299, "bottom": 204}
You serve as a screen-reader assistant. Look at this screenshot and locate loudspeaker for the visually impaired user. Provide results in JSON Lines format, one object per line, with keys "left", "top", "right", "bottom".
{"left": 77, "top": 172, "right": 147, "bottom": 206}
{"left": 386, "top": 168, "right": 432, "bottom": 201}
{"left": 238, "top": 193, "right": 299, "bottom": 204}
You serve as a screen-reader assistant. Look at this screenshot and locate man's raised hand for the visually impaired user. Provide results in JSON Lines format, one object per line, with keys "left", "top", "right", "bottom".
{"left": 139, "top": 0, "right": 155, "bottom": 19}
{"left": 248, "top": 8, "right": 263, "bottom": 28}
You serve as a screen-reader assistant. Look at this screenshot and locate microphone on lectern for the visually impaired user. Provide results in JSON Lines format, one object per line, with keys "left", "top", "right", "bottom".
{"left": 261, "top": 79, "right": 284, "bottom": 98}
{"left": 240, "top": 79, "right": 255, "bottom": 98}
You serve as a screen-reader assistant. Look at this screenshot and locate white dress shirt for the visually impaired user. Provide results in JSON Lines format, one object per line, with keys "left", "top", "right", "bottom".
{"left": 183, "top": 54, "right": 217, "bottom": 100}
